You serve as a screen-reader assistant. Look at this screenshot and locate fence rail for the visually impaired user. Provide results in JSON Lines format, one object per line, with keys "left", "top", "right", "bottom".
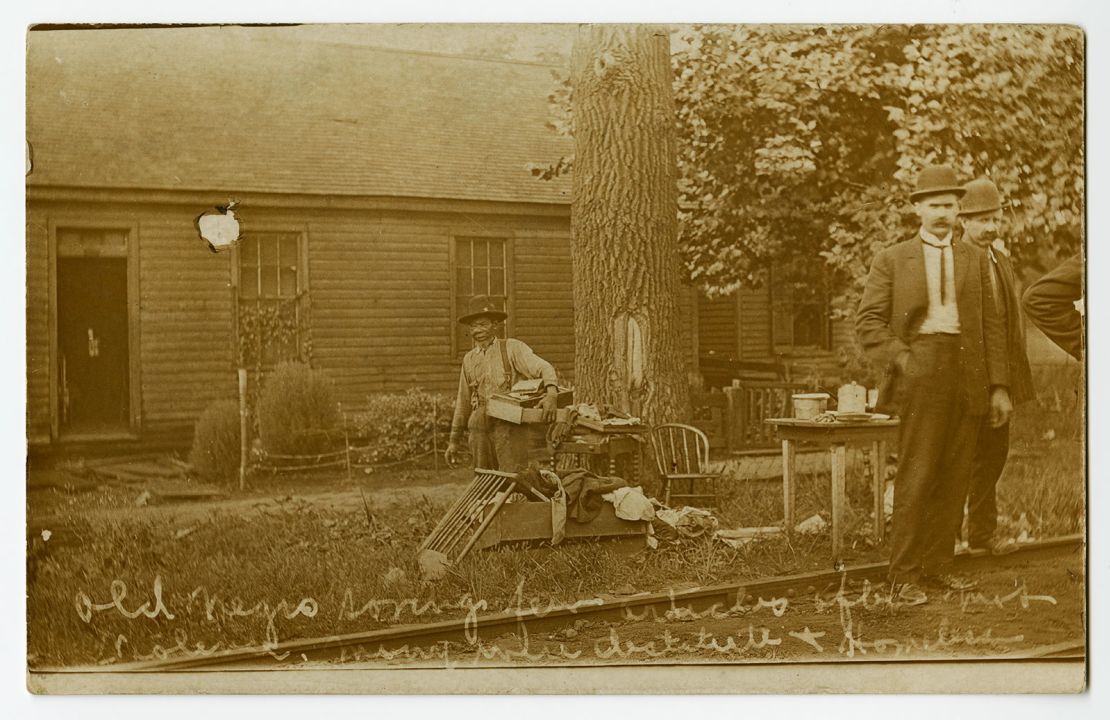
{"left": 692, "top": 381, "right": 814, "bottom": 452}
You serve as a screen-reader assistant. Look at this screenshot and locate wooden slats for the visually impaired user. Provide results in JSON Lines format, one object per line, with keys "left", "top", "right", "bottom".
{"left": 697, "top": 292, "right": 738, "bottom": 357}
{"left": 420, "top": 469, "right": 517, "bottom": 566}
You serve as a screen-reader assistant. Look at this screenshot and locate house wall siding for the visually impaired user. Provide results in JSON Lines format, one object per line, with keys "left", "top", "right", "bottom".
{"left": 697, "top": 293, "right": 738, "bottom": 358}
{"left": 26, "top": 209, "right": 51, "bottom": 441}
{"left": 137, "top": 209, "right": 238, "bottom": 432}
{"left": 30, "top": 195, "right": 863, "bottom": 443}
{"left": 738, "top": 286, "right": 773, "bottom": 359}
{"left": 26, "top": 200, "right": 238, "bottom": 441}
{"left": 26, "top": 198, "right": 576, "bottom": 441}
{"left": 307, "top": 210, "right": 574, "bottom": 406}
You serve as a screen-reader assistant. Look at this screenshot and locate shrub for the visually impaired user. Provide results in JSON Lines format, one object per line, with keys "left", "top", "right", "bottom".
{"left": 257, "top": 362, "right": 340, "bottom": 455}
{"left": 350, "top": 388, "right": 454, "bottom": 464}
{"left": 188, "top": 399, "right": 242, "bottom": 483}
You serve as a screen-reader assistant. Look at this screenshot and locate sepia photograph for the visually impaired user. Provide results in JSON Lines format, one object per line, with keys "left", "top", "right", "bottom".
{"left": 20, "top": 17, "right": 1090, "bottom": 697}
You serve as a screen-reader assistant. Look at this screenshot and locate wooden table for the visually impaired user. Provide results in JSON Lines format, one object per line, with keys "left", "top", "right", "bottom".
{"left": 765, "top": 417, "right": 900, "bottom": 561}
{"left": 555, "top": 432, "right": 644, "bottom": 483}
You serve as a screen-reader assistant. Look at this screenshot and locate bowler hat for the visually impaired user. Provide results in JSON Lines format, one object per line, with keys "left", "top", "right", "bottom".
{"left": 959, "top": 177, "right": 1006, "bottom": 216}
{"left": 458, "top": 294, "right": 508, "bottom": 325}
{"left": 909, "top": 165, "right": 966, "bottom": 202}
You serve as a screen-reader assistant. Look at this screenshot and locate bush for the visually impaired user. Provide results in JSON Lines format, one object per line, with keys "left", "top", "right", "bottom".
{"left": 350, "top": 388, "right": 454, "bottom": 464}
{"left": 188, "top": 399, "right": 242, "bottom": 483}
{"left": 257, "top": 362, "right": 340, "bottom": 455}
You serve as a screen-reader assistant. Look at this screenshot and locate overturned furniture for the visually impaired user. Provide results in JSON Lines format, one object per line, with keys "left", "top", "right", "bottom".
{"left": 418, "top": 467, "right": 649, "bottom": 579}
{"left": 417, "top": 469, "right": 523, "bottom": 579}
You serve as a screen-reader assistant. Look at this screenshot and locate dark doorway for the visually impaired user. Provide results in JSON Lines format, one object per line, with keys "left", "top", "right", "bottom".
{"left": 57, "top": 257, "right": 130, "bottom": 434}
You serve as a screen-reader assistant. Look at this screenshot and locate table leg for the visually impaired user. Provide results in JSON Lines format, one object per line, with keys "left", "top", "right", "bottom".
{"left": 830, "top": 443, "right": 846, "bottom": 561}
{"left": 782, "top": 439, "right": 796, "bottom": 533}
{"left": 872, "top": 440, "right": 886, "bottom": 545}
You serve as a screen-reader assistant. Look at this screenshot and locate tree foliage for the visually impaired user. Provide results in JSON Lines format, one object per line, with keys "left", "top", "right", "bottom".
{"left": 533, "top": 24, "right": 1082, "bottom": 376}
{"left": 673, "top": 24, "right": 1084, "bottom": 319}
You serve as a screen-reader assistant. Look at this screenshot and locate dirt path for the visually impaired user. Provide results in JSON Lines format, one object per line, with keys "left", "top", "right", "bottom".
{"left": 327, "top": 549, "right": 1084, "bottom": 668}
{"left": 476, "top": 551, "right": 1085, "bottom": 665}
{"left": 27, "top": 465, "right": 471, "bottom": 537}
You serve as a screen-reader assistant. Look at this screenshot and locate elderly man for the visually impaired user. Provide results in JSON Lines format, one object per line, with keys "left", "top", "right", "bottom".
{"left": 958, "top": 178, "right": 1036, "bottom": 555}
{"left": 856, "top": 165, "right": 1011, "bottom": 603}
{"left": 445, "top": 295, "right": 560, "bottom": 472}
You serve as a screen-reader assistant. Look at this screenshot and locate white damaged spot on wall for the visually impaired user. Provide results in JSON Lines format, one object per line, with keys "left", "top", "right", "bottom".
{"left": 194, "top": 200, "right": 242, "bottom": 253}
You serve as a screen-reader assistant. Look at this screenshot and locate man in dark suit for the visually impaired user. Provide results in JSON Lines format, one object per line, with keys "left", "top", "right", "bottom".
{"left": 856, "top": 165, "right": 1011, "bottom": 603}
{"left": 1023, "top": 254, "right": 1084, "bottom": 361}
{"left": 957, "top": 178, "right": 1036, "bottom": 555}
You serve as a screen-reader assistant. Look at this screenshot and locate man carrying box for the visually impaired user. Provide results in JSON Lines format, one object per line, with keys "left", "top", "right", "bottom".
{"left": 445, "top": 295, "right": 560, "bottom": 471}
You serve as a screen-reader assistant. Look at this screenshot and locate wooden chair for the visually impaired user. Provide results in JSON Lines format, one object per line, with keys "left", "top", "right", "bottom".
{"left": 649, "top": 423, "right": 722, "bottom": 508}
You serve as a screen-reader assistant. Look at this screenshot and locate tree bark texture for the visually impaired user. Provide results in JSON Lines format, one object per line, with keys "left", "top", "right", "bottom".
{"left": 570, "top": 25, "right": 690, "bottom": 425}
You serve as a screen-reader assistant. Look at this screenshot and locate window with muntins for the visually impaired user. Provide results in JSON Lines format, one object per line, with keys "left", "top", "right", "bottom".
{"left": 771, "top": 264, "right": 830, "bottom": 352}
{"left": 237, "top": 232, "right": 306, "bottom": 366}
{"left": 453, "top": 237, "right": 510, "bottom": 353}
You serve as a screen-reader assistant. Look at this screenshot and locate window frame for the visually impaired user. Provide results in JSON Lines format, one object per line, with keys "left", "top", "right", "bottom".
{"left": 230, "top": 227, "right": 310, "bottom": 367}
{"left": 769, "top": 263, "right": 831, "bottom": 354}
{"left": 449, "top": 234, "right": 515, "bottom": 356}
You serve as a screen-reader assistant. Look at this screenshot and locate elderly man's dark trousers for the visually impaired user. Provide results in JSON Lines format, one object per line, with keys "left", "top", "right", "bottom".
{"left": 966, "top": 420, "right": 1009, "bottom": 547}
{"left": 467, "top": 410, "right": 548, "bottom": 472}
{"left": 889, "top": 335, "right": 982, "bottom": 584}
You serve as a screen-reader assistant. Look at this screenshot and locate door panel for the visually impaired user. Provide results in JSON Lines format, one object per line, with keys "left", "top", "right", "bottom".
{"left": 56, "top": 257, "right": 130, "bottom": 433}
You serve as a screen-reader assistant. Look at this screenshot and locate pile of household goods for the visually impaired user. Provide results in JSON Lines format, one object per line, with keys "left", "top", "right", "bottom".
{"left": 566, "top": 403, "right": 648, "bottom": 432}
{"left": 545, "top": 402, "right": 650, "bottom": 462}
{"left": 417, "top": 463, "right": 783, "bottom": 580}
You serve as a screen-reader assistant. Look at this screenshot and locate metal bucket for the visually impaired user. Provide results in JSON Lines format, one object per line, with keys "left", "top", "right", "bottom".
{"left": 792, "top": 393, "right": 831, "bottom": 420}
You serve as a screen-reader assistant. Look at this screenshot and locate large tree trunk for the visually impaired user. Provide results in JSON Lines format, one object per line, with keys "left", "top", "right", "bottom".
{"left": 570, "top": 25, "right": 689, "bottom": 425}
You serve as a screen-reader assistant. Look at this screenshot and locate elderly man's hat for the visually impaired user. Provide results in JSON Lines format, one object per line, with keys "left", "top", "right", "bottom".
{"left": 909, "top": 165, "right": 966, "bottom": 202}
{"left": 458, "top": 295, "right": 508, "bottom": 325}
{"left": 959, "top": 177, "right": 1007, "bottom": 216}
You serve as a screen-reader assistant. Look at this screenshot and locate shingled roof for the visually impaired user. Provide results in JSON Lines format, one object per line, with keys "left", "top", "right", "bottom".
{"left": 26, "top": 27, "right": 572, "bottom": 204}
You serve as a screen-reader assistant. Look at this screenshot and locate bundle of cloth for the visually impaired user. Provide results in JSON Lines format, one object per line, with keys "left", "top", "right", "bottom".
{"left": 513, "top": 465, "right": 638, "bottom": 545}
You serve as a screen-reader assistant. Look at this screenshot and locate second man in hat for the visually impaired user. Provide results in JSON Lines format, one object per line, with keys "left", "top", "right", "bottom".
{"left": 958, "top": 178, "right": 1035, "bottom": 555}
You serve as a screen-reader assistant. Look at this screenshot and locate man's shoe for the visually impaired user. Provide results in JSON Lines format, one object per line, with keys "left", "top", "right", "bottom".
{"left": 891, "top": 582, "right": 928, "bottom": 606}
{"left": 923, "top": 573, "right": 978, "bottom": 591}
{"left": 969, "top": 537, "right": 1019, "bottom": 556}
{"left": 989, "top": 538, "right": 1019, "bottom": 556}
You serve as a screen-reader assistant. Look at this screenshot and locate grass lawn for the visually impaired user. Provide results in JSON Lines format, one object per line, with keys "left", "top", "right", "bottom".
{"left": 26, "top": 364, "right": 1083, "bottom": 668}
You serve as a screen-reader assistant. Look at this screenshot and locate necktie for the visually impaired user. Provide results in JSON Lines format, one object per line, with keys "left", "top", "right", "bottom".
{"left": 986, "top": 247, "right": 1002, "bottom": 309}
{"left": 922, "top": 236, "right": 950, "bottom": 304}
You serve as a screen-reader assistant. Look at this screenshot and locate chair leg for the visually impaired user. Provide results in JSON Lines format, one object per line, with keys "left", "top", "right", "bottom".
{"left": 662, "top": 478, "right": 670, "bottom": 507}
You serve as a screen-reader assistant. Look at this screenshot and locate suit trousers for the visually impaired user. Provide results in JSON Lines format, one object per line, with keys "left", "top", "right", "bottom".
{"left": 966, "top": 419, "right": 1010, "bottom": 547}
{"left": 889, "top": 334, "right": 982, "bottom": 583}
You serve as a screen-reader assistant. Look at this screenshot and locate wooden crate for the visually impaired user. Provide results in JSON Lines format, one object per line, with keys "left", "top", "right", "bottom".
{"left": 486, "top": 389, "right": 574, "bottom": 424}
{"left": 473, "top": 500, "right": 648, "bottom": 551}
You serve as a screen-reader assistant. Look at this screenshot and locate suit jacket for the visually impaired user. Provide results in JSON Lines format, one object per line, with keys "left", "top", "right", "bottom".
{"left": 855, "top": 234, "right": 1009, "bottom": 416}
{"left": 988, "top": 248, "right": 1036, "bottom": 404}
{"left": 1022, "top": 253, "right": 1083, "bottom": 361}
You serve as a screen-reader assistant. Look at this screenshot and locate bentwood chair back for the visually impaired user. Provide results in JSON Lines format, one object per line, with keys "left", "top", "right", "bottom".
{"left": 648, "top": 423, "right": 721, "bottom": 507}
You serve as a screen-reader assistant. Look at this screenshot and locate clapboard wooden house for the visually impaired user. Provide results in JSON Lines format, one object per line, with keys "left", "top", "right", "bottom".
{"left": 26, "top": 27, "right": 847, "bottom": 447}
